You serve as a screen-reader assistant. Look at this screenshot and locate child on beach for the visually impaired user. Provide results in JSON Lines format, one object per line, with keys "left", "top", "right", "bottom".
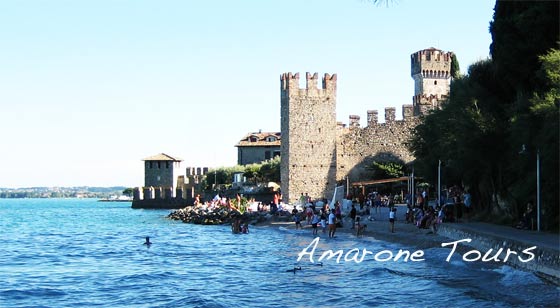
{"left": 389, "top": 207, "right": 396, "bottom": 233}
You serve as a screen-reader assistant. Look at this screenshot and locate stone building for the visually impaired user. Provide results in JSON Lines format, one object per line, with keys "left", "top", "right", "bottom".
{"left": 235, "top": 131, "right": 281, "bottom": 165}
{"left": 132, "top": 153, "right": 209, "bottom": 209}
{"left": 280, "top": 48, "right": 453, "bottom": 203}
{"left": 280, "top": 72, "right": 338, "bottom": 204}
{"left": 143, "top": 153, "right": 183, "bottom": 194}
{"left": 411, "top": 47, "right": 453, "bottom": 115}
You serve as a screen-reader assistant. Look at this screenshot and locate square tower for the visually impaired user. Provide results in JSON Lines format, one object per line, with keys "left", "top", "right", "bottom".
{"left": 280, "top": 72, "right": 337, "bottom": 203}
{"left": 143, "top": 153, "right": 183, "bottom": 192}
{"left": 411, "top": 48, "right": 453, "bottom": 115}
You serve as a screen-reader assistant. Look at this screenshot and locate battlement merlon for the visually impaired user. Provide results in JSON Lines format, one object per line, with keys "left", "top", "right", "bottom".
{"left": 280, "top": 72, "right": 337, "bottom": 92}
{"left": 411, "top": 48, "right": 454, "bottom": 77}
{"left": 367, "top": 110, "right": 379, "bottom": 126}
{"left": 280, "top": 72, "right": 300, "bottom": 91}
{"left": 306, "top": 72, "right": 319, "bottom": 89}
{"left": 402, "top": 104, "right": 414, "bottom": 119}
{"left": 349, "top": 115, "right": 360, "bottom": 128}
{"left": 322, "top": 73, "right": 337, "bottom": 92}
{"left": 366, "top": 105, "right": 414, "bottom": 126}
{"left": 385, "top": 107, "right": 396, "bottom": 123}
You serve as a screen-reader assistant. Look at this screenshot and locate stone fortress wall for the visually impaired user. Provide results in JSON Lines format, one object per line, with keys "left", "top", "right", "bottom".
{"left": 335, "top": 106, "right": 421, "bottom": 183}
{"left": 132, "top": 166, "right": 209, "bottom": 209}
{"left": 281, "top": 48, "right": 453, "bottom": 204}
{"left": 280, "top": 72, "right": 338, "bottom": 204}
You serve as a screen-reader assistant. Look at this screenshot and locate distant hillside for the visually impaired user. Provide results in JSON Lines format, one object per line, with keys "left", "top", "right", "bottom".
{"left": 0, "top": 186, "right": 129, "bottom": 199}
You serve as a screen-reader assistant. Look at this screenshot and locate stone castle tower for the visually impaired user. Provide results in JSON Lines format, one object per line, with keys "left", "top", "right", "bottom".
{"left": 143, "top": 153, "right": 183, "bottom": 192}
{"left": 280, "top": 48, "right": 454, "bottom": 204}
{"left": 280, "top": 72, "right": 338, "bottom": 203}
{"left": 411, "top": 48, "right": 453, "bottom": 115}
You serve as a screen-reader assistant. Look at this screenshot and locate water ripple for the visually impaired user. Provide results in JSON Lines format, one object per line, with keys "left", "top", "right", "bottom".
{"left": 1, "top": 199, "right": 558, "bottom": 308}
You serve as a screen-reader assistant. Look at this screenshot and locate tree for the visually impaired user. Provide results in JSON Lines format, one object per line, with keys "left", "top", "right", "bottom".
{"left": 409, "top": 1, "right": 559, "bottom": 230}
{"left": 450, "top": 53, "right": 460, "bottom": 79}
{"left": 243, "top": 164, "right": 262, "bottom": 184}
{"left": 122, "top": 188, "right": 134, "bottom": 197}
{"left": 260, "top": 156, "right": 281, "bottom": 183}
{"left": 367, "top": 161, "right": 406, "bottom": 179}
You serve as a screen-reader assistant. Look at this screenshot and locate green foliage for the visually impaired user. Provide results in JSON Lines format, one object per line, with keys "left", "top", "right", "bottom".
{"left": 450, "top": 53, "right": 461, "bottom": 79}
{"left": 489, "top": 1, "right": 559, "bottom": 97}
{"left": 203, "top": 157, "right": 281, "bottom": 189}
{"left": 243, "top": 164, "right": 261, "bottom": 183}
{"left": 368, "top": 161, "right": 405, "bottom": 179}
{"left": 410, "top": 2, "right": 559, "bottom": 231}
{"left": 259, "top": 156, "right": 281, "bottom": 183}
{"left": 122, "top": 188, "right": 134, "bottom": 197}
{"left": 205, "top": 165, "right": 245, "bottom": 188}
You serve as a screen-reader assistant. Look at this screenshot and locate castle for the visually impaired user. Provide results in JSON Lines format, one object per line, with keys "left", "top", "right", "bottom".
{"left": 280, "top": 48, "right": 453, "bottom": 203}
{"left": 132, "top": 47, "right": 454, "bottom": 208}
{"left": 131, "top": 153, "right": 209, "bottom": 208}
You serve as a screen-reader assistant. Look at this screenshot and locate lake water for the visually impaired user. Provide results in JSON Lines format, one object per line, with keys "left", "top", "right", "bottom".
{"left": 1, "top": 199, "right": 558, "bottom": 307}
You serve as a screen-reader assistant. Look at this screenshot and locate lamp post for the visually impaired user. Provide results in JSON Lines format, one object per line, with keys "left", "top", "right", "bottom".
{"left": 520, "top": 144, "right": 541, "bottom": 232}
{"left": 438, "top": 160, "right": 441, "bottom": 208}
{"left": 411, "top": 167, "right": 415, "bottom": 208}
{"left": 536, "top": 149, "right": 541, "bottom": 232}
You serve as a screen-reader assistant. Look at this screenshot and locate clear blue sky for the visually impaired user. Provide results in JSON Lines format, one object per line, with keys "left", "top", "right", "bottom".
{"left": 0, "top": 0, "right": 495, "bottom": 188}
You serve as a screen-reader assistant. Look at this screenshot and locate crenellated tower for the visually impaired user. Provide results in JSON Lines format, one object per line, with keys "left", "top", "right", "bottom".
{"left": 280, "top": 72, "right": 337, "bottom": 204}
{"left": 411, "top": 48, "right": 453, "bottom": 115}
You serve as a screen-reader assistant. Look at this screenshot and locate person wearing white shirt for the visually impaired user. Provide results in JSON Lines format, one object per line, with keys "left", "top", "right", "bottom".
{"left": 328, "top": 211, "right": 337, "bottom": 238}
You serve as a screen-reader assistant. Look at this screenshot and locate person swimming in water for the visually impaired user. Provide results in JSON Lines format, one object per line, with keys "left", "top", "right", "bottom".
{"left": 144, "top": 236, "right": 152, "bottom": 246}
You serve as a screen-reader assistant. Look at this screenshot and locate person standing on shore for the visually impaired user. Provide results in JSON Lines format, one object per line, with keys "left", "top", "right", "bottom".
{"left": 328, "top": 209, "right": 337, "bottom": 238}
{"left": 463, "top": 191, "right": 472, "bottom": 221}
{"left": 306, "top": 205, "right": 313, "bottom": 225}
{"left": 292, "top": 206, "right": 302, "bottom": 230}
{"left": 299, "top": 193, "right": 306, "bottom": 206}
{"left": 273, "top": 192, "right": 279, "bottom": 208}
{"left": 389, "top": 207, "right": 396, "bottom": 233}
{"left": 311, "top": 211, "right": 320, "bottom": 235}
{"left": 320, "top": 209, "right": 327, "bottom": 233}
{"left": 335, "top": 201, "right": 343, "bottom": 227}
{"left": 350, "top": 204, "right": 357, "bottom": 229}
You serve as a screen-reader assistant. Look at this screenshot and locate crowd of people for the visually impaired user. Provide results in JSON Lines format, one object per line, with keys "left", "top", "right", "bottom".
{"left": 193, "top": 187, "right": 481, "bottom": 237}
{"left": 283, "top": 187, "right": 479, "bottom": 237}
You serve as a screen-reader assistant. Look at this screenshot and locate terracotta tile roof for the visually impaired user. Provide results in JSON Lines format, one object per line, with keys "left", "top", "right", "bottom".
{"left": 142, "top": 153, "right": 183, "bottom": 161}
{"left": 235, "top": 132, "right": 281, "bottom": 147}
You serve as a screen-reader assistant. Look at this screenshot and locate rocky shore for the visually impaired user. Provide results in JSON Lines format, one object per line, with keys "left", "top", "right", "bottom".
{"left": 167, "top": 206, "right": 291, "bottom": 225}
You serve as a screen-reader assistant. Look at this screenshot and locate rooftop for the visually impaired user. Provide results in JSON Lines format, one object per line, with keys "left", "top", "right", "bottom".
{"left": 142, "top": 153, "right": 183, "bottom": 161}
{"left": 235, "top": 132, "right": 281, "bottom": 147}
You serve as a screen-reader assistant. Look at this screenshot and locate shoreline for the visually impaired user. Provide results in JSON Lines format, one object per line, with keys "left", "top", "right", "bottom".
{"left": 253, "top": 205, "right": 560, "bottom": 285}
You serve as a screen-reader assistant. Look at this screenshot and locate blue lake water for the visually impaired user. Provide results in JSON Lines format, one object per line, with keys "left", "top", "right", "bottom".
{"left": 1, "top": 199, "right": 558, "bottom": 307}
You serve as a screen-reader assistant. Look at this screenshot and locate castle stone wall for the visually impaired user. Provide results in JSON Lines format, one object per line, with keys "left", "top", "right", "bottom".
{"left": 336, "top": 111, "right": 420, "bottom": 182}
{"left": 279, "top": 48, "right": 453, "bottom": 203}
{"left": 280, "top": 72, "right": 338, "bottom": 204}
